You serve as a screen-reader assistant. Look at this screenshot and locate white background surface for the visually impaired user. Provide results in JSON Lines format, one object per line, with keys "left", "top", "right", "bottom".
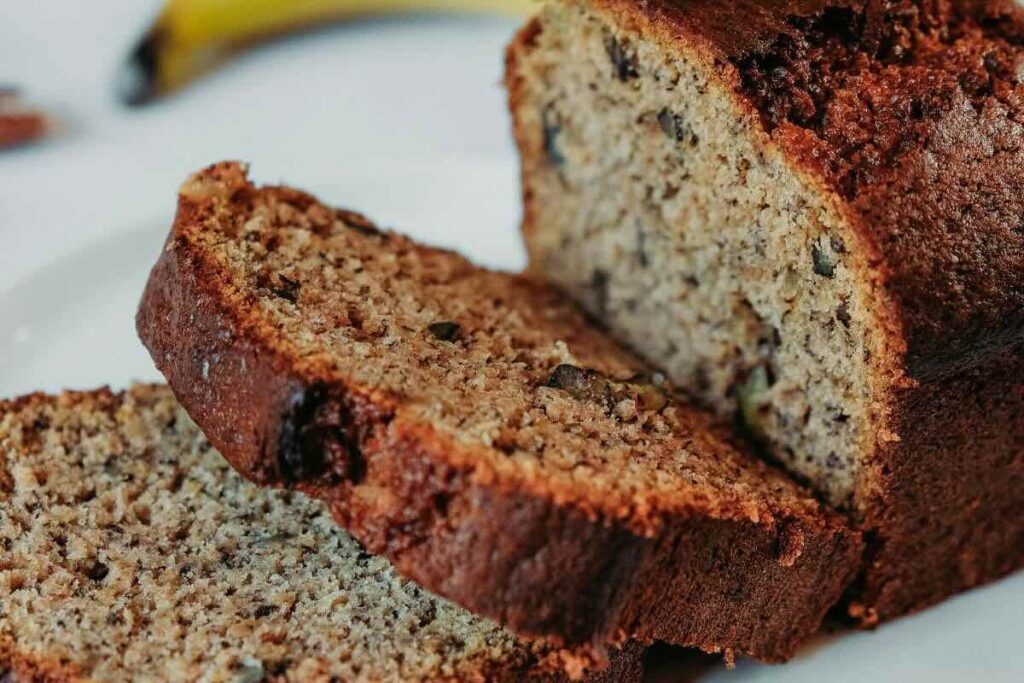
{"left": 2, "top": 2, "right": 1021, "bottom": 680}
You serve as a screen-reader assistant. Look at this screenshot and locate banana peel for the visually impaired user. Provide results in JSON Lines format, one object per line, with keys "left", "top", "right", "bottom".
{"left": 119, "top": 0, "right": 536, "bottom": 105}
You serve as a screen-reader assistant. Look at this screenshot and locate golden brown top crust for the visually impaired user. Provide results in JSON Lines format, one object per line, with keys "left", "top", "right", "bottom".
{"left": 600, "top": 0, "right": 1024, "bottom": 377}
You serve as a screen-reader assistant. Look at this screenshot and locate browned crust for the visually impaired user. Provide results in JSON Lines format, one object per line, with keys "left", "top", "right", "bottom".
{"left": 0, "top": 636, "right": 85, "bottom": 683}
{"left": 136, "top": 162, "right": 861, "bottom": 662}
{"left": 851, "top": 347, "right": 1024, "bottom": 622}
{"left": 507, "top": 0, "right": 1024, "bottom": 625}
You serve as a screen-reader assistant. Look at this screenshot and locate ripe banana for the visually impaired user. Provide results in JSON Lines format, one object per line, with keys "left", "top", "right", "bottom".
{"left": 119, "top": 0, "right": 536, "bottom": 106}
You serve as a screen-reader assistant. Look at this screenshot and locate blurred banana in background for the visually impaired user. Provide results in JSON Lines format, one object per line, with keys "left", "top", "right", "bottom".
{"left": 119, "top": 0, "right": 536, "bottom": 105}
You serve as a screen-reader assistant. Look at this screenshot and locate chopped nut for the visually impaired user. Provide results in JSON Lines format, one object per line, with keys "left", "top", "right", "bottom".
{"left": 547, "top": 365, "right": 671, "bottom": 416}
{"left": 605, "top": 35, "right": 638, "bottom": 81}
{"left": 542, "top": 104, "right": 565, "bottom": 167}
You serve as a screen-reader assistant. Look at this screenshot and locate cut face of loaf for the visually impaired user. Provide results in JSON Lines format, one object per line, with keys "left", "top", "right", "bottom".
{"left": 0, "top": 385, "right": 643, "bottom": 682}
{"left": 136, "top": 162, "right": 861, "bottom": 662}
{"left": 507, "top": 0, "right": 1024, "bottom": 623}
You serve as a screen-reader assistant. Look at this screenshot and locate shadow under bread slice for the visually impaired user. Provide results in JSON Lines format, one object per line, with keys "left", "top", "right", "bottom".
{"left": 0, "top": 384, "right": 641, "bottom": 682}
{"left": 136, "top": 162, "right": 862, "bottom": 663}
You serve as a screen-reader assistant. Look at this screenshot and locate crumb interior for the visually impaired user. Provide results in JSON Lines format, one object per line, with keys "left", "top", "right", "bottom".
{"left": 511, "top": 0, "right": 883, "bottom": 508}
{"left": 0, "top": 386, "right": 532, "bottom": 682}
{"left": 180, "top": 165, "right": 822, "bottom": 525}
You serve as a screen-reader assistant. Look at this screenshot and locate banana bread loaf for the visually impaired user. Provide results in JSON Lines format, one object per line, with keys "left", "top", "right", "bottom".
{"left": 506, "top": 0, "right": 1024, "bottom": 623}
{"left": 136, "top": 162, "right": 861, "bottom": 662}
{"left": 0, "top": 384, "right": 642, "bottom": 682}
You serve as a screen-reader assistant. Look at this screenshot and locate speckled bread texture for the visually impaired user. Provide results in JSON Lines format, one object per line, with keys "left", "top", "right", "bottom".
{"left": 0, "top": 385, "right": 645, "bottom": 682}
{"left": 136, "top": 162, "right": 861, "bottom": 663}
{"left": 507, "top": 0, "right": 1024, "bottom": 624}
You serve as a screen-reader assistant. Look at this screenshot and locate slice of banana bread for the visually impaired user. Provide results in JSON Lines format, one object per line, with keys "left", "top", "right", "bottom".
{"left": 0, "top": 385, "right": 642, "bottom": 682}
{"left": 137, "top": 162, "right": 861, "bottom": 663}
{"left": 506, "top": 0, "right": 1024, "bottom": 624}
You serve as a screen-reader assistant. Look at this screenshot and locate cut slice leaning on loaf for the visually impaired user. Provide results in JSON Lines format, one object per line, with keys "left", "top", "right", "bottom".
{"left": 506, "top": 0, "right": 1024, "bottom": 624}
{"left": 0, "top": 385, "right": 643, "bottom": 682}
{"left": 137, "top": 162, "right": 861, "bottom": 663}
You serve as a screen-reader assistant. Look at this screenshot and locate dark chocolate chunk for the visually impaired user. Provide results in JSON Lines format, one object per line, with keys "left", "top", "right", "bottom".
{"left": 427, "top": 321, "right": 461, "bottom": 342}
{"left": 278, "top": 383, "right": 368, "bottom": 486}
{"left": 86, "top": 561, "right": 109, "bottom": 582}
{"left": 605, "top": 35, "right": 639, "bottom": 81}
{"left": 277, "top": 384, "right": 331, "bottom": 483}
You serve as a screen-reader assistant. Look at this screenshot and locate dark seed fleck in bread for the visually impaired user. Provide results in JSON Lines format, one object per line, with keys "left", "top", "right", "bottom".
{"left": 0, "top": 385, "right": 642, "bottom": 682}
{"left": 136, "top": 162, "right": 861, "bottom": 662}
{"left": 506, "top": 0, "right": 1024, "bottom": 625}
